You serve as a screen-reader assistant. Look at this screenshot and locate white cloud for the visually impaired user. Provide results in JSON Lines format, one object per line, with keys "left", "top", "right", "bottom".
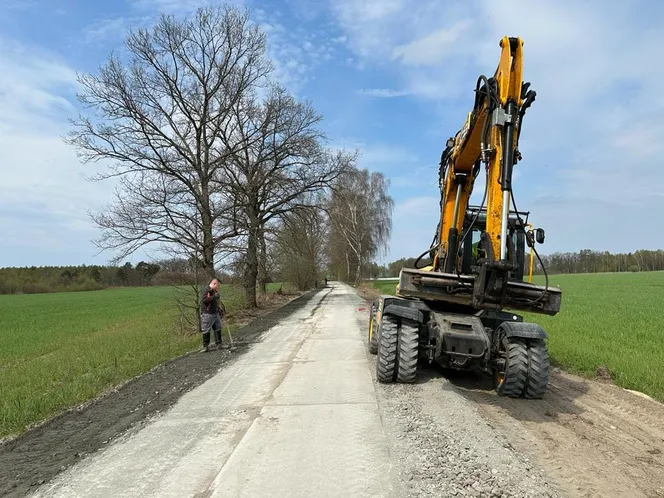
{"left": 129, "top": 0, "right": 240, "bottom": 15}
{"left": 394, "top": 196, "right": 439, "bottom": 219}
{"left": 85, "top": 3, "right": 334, "bottom": 96}
{"left": 390, "top": 166, "right": 439, "bottom": 190}
{"left": 86, "top": 1, "right": 246, "bottom": 44}
{"left": 357, "top": 88, "right": 410, "bottom": 98}
{"left": 330, "top": 140, "right": 425, "bottom": 179}
{"left": 388, "top": 195, "right": 440, "bottom": 261}
{"left": 0, "top": 40, "right": 78, "bottom": 124}
{"left": 392, "top": 20, "right": 473, "bottom": 67}
{"left": 2, "top": 0, "right": 35, "bottom": 11}
{"left": 83, "top": 17, "right": 134, "bottom": 43}
{"left": 250, "top": 10, "right": 341, "bottom": 93}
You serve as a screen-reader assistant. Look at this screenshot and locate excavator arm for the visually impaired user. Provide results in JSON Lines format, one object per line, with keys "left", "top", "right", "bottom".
{"left": 435, "top": 36, "right": 535, "bottom": 272}
{"left": 398, "top": 36, "right": 561, "bottom": 316}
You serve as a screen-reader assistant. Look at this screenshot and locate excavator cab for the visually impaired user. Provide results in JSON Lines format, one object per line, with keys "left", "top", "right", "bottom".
{"left": 459, "top": 205, "right": 537, "bottom": 282}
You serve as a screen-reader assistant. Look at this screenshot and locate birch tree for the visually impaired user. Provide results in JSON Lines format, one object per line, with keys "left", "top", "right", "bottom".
{"left": 328, "top": 168, "right": 394, "bottom": 284}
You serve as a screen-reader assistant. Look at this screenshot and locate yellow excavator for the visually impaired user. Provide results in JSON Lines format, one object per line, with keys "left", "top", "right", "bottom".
{"left": 368, "top": 36, "right": 562, "bottom": 398}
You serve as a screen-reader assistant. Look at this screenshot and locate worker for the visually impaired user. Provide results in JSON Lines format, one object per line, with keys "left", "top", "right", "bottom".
{"left": 199, "top": 277, "right": 224, "bottom": 352}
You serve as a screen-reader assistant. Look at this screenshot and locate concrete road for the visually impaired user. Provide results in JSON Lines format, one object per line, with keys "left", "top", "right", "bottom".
{"left": 32, "top": 283, "right": 399, "bottom": 498}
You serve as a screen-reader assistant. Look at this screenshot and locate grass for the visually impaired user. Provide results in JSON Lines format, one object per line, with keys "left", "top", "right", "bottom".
{"left": 371, "top": 279, "right": 400, "bottom": 296}
{"left": 0, "top": 283, "right": 286, "bottom": 439}
{"left": 370, "top": 272, "right": 664, "bottom": 402}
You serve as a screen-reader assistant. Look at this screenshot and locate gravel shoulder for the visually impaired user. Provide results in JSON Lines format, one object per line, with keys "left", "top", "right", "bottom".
{"left": 0, "top": 290, "right": 317, "bottom": 498}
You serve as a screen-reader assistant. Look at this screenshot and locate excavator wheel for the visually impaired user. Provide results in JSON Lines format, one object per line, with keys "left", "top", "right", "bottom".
{"left": 376, "top": 316, "right": 419, "bottom": 383}
{"left": 396, "top": 320, "right": 419, "bottom": 383}
{"left": 494, "top": 331, "right": 550, "bottom": 399}
{"left": 523, "top": 339, "right": 550, "bottom": 399}
{"left": 494, "top": 335, "right": 529, "bottom": 397}
{"left": 368, "top": 303, "right": 379, "bottom": 355}
{"left": 376, "top": 316, "right": 398, "bottom": 382}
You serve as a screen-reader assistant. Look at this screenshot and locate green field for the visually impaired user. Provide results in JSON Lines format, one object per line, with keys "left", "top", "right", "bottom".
{"left": 0, "top": 284, "right": 283, "bottom": 439}
{"left": 370, "top": 272, "right": 664, "bottom": 402}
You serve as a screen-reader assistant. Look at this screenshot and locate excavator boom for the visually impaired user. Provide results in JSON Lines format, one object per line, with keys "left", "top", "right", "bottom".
{"left": 399, "top": 36, "right": 561, "bottom": 315}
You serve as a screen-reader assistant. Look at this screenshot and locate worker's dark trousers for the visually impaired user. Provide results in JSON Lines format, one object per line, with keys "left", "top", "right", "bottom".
{"left": 201, "top": 313, "right": 222, "bottom": 346}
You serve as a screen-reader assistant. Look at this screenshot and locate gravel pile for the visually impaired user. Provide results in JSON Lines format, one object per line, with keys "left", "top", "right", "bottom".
{"left": 374, "top": 380, "right": 560, "bottom": 498}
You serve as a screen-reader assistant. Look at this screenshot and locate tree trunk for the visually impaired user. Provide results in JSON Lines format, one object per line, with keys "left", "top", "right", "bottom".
{"left": 200, "top": 183, "right": 216, "bottom": 281}
{"left": 244, "top": 208, "right": 259, "bottom": 309}
{"left": 257, "top": 226, "right": 268, "bottom": 294}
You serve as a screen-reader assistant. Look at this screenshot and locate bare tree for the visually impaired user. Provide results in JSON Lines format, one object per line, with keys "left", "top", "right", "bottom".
{"left": 273, "top": 204, "right": 329, "bottom": 291}
{"left": 327, "top": 168, "right": 394, "bottom": 284}
{"left": 65, "top": 5, "right": 270, "bottom": 278}
{"left": 218, "top": 84, "right": 355, "bottom": 307}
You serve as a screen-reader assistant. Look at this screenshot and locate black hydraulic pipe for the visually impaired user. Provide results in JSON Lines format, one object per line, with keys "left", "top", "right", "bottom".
{"left": 501, "top": 100, "right": 517, "bottom": 191}
{"left": 444, "top": 228, "right": 459, "bottom": 273}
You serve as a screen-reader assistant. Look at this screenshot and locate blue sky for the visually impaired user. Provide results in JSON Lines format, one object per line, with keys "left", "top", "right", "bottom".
{"left": 1, "top": 0, "right": 664, "bottom": 268}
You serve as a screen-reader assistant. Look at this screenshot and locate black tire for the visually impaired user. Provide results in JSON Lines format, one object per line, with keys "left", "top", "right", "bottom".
{"left": 376, "top": 317, "right": 398, "bottom": 383}
{"left": 523, "top": 339, "right": 550, "bottom": 399}
{"left": 368, "top": 304, "right": 378, "bottom": 355}
{"left": 396, "top": 321, "right": 419, "bottom": 383}
{"left": 495, "top": 335, "right": 529, "bottom": 398}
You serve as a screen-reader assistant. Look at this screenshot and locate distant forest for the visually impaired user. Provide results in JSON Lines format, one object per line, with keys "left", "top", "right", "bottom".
{"left": 533, "top": 249, "right": 664, "bottom": 274}
{"left": 0, "top": 259, "right": 233, "bottom": 295}
{"left": 363, "top": 249, "right": 664, "bottom": 279}
{"left": 2, "top": 249, "right": 664, "bottom": 295}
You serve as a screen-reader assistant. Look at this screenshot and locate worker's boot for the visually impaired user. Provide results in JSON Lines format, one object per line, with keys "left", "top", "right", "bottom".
{"left": 200, "top": 332, "right": 211, "bottom": 353}
{"left": 213, "top": 327, "right": 222, "bottom": 350}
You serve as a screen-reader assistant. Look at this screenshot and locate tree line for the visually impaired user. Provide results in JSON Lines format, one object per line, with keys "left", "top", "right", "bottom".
{"left": 358, "top": 249, "right": 664, "bottom": 280}
{"left": 56, "top": 5, "right": 393, "bottom": 306}
{"left": 0, "top": 262, "right": 162, "bottom": 295}
{"left": 533, "top": 249, "right": 664, "bottom": 274}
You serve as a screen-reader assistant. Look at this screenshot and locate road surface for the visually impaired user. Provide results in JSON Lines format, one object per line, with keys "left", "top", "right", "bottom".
{"left": 27, "top": 283, "right": 664, "bottom": 498}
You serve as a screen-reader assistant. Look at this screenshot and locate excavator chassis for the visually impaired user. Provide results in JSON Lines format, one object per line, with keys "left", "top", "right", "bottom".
{"left": 368, "top": 291, "right": 553, "bottom": 398}
{"left": 368, "top": 266, "right": 561, "bottom": 398}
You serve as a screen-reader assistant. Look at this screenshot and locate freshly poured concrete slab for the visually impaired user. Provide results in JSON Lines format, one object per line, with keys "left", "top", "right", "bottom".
{"left": 294, "top": 337, "right": 366, "bottom": 362}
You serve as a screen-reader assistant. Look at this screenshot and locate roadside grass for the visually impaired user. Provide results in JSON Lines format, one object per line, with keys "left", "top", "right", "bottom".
{"left": 523, "top": 272, "right": 664, "bottom": 401}
{"left": 371, "top": 280, "right": 400, "bottom": 296}
{"left": 0, "top": 283, "right": 287, "bottom": 439}
{"left": 369, "top": 272, "right": 664, "bottom": 402}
